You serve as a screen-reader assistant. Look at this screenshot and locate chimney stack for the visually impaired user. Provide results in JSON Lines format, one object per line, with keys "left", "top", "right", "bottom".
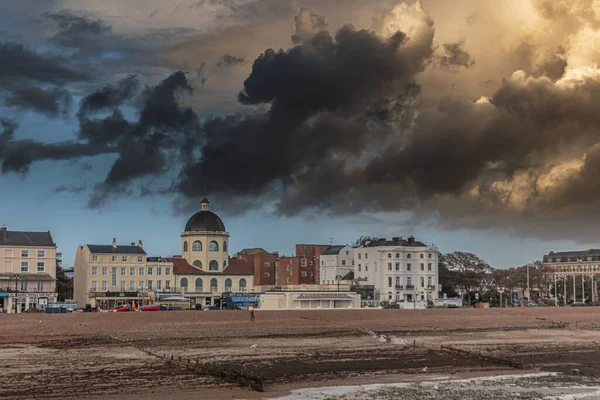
{"left": 138, "top": 240, "right": 143, "bottom": 248}
{"left": 112, "top": 238, "right": 117, "bottom": 248}
{"left": 0, "top": 226, "right": 7, "bottom": 239}
{"left": 131, "top": 242, "right": 135, "bottom": 246}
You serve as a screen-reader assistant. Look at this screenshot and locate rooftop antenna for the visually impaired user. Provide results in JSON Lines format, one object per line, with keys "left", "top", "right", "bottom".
{"left": 329, "top": 237, "right": 333, "bottom": 246}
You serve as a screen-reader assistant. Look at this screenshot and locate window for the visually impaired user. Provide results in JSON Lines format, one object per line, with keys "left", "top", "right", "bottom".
{"left": 37, "top": 280, "right": 43, "bottom": 291}
{"left": 301, "top": 271, "right": 307, "bottom": 277}
{"left": 122, "top": 256, "right": 128, "bottom": 262}
{"left": 157, "top": 280, "right": 162, "bottom": 290}
{"left": 21, "top": 249, "right": 29, "bottom": 258}
{"left": 264, "top": 262, "right": 270, "bottom": 267}
{"left": 395, "top": 263, "right": 400, "bottom": 271}
{"left": 210, "top": 278, "right": 218, "bottom": 291}
{"left": 310, "top": 272, "right": 313, "bottom": 276}
{"left": 420, "top": 277, "right": 425, "bottom": 288}
{"left": 407, "top": 263, "right": 411, "bottom": 271}
{"left": 209, "top": 260, "right": 218, "bottom": 271}
{"left": 130, "top": 267, "right": 135, "bottom": 276}
{"left": 420, "top": 263, "right": 424, "bottom": 271}
{"left": 165, "top": 281, "right": 170, "bottom": 290}
{"left": 148, "top": 280, "right": 153, "bottom": 290}
{"left": 180, "top": 278, "right": 188, "bottom": 288}
{"left": 223, "top": 241, "right": 227, "bottom": 252}
{"left": 102, "top": 281, "right": 107, "bottom": 291}
{"left": 112, "top": 256, "right": 117, "bottom": 262}
{"left": 346, "top": 251, "right": 349, "bottom": 255}
{"left": 92, "top": 267, "right": 98, "bottom": 276}
{"left": 223, "top": 260, "right": 227, "bottom": 268}
{"left": 121, "top": 281, "right": 126, "bottom": 291}
{"left": 428, "top": 253, "right": 432, "bottom": 258}
{"left": 112, "top": 268, "right": 117, "bottom": 287}
{"left": 92, "top": 255, "right": 98, "bottom": 262}
{"left": 428, "top": 263, "right": 432, "bottom": 271}
{"left": 365, "top": 253, "right": 368, "bottom": 259}
{"left": 20, "top": 280, "right": 27, "bottom": 291}
{"left": 157, "top": 267, "right": 162, "bottom": 276}
{"left": 264, "top": 272, "right": 270, "bottom": 277}
{"left": 388, "top": 277, "right": 392, "bottom": 287}
{"left": 139, "top": 267, "right": 144, "bottom": 276}
{"left": 388, "top": 253, "right": 392, "bottom": 258}
{"left": 420, "top": 254, "right": 424, "bottom": 259}
{"left": 91, "top": 281, "right": 97, "bottom": 291}
{"left": 138, "top": 256, "right": 143, "bottom": 262}
{"left": 365, "top": 265, "right": 368, "bottom": 272}
{"left": 193, "top": 260, "right": 202, "bottom": 268}
{"left": 358, "top": 253, "right": 362, "bottom": 260}
{"left": 195, "top": 278, "right": 203, "bottom": 291}
{"left": 225, "top": 278, "right": 232, "bottom": 290}
{"left": 147, "top": 267, "right": 153, "bottom": 276}
{"left": 166, "top": 267, "right": 171, "bottom": 276}
{"left": 395, "top": 277, "right": 400, "bottom": 287}
{"left": 407, "top": 277, "right": 412, "bottom": 286}
{"left": 130, "top": 281, "right": 135, "bottom": 291}
{"left": 37, "top": 262, "right": 45, "bottom": 272}
{"left": 388, "top": 262, "right": 392, "bottom": 271}
{"left": 407, "top": 254, "right": 411, "bottom": 258}
{"left": 352, "top": 260, "right": 355, "bottom": 266}
{"left": 183, "top": 241, "right": 188, "bottom": 252}
{"left": 321, "top": 261, "right": 324, "bottom": 266}
{"left": 139, "top": 281, "right": 144, "bottom": 290}
{"left": 239, "top": 278, "right": 247, "bottom": 291}
{"left": 286, "top": 265, "right": 290, "bottom": 272}
{"left": 396, "top": 253, "right": 400, "bottom": 258}
{"left": 209, "top": 241, "right": 219, "bottom": 252}
{"left": 37, "top": 250, "right": 45, "bottom": 258}
{"left": 192, "top": 241, "right": 202, "bottom": 251}
{"left": 342, "top": 260, "right": 346, "bottom": 266}
{"left": 428, "top": 277, "right": 432, "bottom": 286}
{"left": 286, "top": 277, "right": 290, "bottom": 284}
{"left": 121, "top": 267, "right": 126, "bottom": 276}
{"left": 301, "top": 259, "right": 307, "bottom": 267}
{"left": 102, "top": 267, "right": 108, "bottom": 276}
{"left": 358, "top": 264, "right": 362, "bottom": 271}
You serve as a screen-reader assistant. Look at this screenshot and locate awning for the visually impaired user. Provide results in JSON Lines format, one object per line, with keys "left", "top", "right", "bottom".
{"left": 296, "top": 294, "right": 354, "bottom": 301}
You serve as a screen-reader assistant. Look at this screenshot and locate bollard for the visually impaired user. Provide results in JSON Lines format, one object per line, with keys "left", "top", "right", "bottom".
{"left": 171, "top": 355, "right": 173, "bottom": 360}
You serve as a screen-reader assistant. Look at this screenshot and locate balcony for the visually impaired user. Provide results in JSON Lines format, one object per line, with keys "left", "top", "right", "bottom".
{"left": 406, "top": 285, "right": 415, "bottom": 290}
{"left": 395, "top": 285, "right": 404, "bottom": 289}
{"left": 427, "top": 285, "right": 436, "bottom": 290}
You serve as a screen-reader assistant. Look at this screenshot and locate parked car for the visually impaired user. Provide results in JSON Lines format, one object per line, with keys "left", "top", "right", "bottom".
{"left": 140, "top": 304, "right": 166, "bottom": 311}
{"left": 113, "top": 305, "right": 131, "bottom": 312}
{"left": 202, "top": 305, "right": 220, "bottom": 311}
{"left": 570, "top": 302, "right": 585, "bottom": 307}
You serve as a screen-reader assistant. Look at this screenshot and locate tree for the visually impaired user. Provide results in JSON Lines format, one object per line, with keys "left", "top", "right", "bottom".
{"left": 440, "top": 252, "right": 492, "bottom": 305}
{"left": 351, "top": 236, "right": 380, "bottom": 247}
{"left": 56, "top": 254, "right": 73, "bottom": 302}
{"left": 438, "top": 260, "right": 459, "bottom": 297}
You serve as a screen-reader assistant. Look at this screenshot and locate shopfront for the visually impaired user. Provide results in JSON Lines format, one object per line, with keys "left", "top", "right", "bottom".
{"left": 6, "top": 292, "right": 58, "bottom": 313}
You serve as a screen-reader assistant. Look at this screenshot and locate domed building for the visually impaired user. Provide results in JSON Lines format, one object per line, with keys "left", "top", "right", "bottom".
{"left": 172, "top": 197, "right": 254, "bottom": 307}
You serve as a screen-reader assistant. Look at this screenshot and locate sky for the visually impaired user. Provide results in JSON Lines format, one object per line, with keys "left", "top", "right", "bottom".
{"left": 2, "top": 0, "right": 600, "bottom": 269}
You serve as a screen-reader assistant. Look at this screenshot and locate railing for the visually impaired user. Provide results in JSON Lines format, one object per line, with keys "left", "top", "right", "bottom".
{"left": 395, "top": 285, "right": 404, "bottom": 289}
{"left": 406, "top": 285, "right": 415, "bottom": 289}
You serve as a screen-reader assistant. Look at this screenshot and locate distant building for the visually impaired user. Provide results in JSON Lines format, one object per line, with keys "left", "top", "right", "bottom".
{"left": 542, "top": 249, "right": 600, "bottom": 303}
{"left": 0, "top": 226, "right": 58, "bottom": 313}
{"left": 319, "top": 245, "right": 354, "bottom": 285}
{"left": 236, "top": 248, "right": 277, "bottom": 286}
{"left": 353, "top": 236, "right": 439, "bottom": 303}
{"left": 295, "top": 244, "right": 329, "bottom": 283}
{"left": 172, "top": 197, "right": 254, "bottom": 307}
{"left": 276, "top": 256, "right": 317, "bottom": 285}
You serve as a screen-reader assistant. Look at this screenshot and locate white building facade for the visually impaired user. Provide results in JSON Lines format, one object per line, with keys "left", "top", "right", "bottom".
{"left": 319, "top": 245, "right": 354, "bottom": 285}
{"left": 353, "top": 236, "right": 439, "bottom": 303}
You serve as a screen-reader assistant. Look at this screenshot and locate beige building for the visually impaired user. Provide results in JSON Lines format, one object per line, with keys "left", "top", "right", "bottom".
{"left": 259, "top": 291, "right": 361, "bottom": 310}
{"left": 73, "top": 239, "right": 173, "bottom": 309}
{"left": 0, "top": 226, "right": 58, "bottom": 313}
{"left": 171, "top": 197, "right": 254, "bottom": 308}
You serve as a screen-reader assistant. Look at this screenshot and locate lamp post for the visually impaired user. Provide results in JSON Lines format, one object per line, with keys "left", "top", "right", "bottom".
{"left": 335, "top": 274, "right": 342, "bottom": 292}
{"left": 14, "top": 274, "right": 19, "bottom": 313}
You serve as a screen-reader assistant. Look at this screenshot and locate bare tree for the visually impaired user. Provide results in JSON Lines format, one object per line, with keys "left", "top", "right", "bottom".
{"left": 440, "top": 252, "right": 492, "bottom": 305}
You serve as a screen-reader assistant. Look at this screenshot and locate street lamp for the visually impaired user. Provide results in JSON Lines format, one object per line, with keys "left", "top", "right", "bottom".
{"left": 335, "top": 274, "right": 342, "bottom": 292}
{"left": 13, "top": 274, "right": 19, "bottom": 313}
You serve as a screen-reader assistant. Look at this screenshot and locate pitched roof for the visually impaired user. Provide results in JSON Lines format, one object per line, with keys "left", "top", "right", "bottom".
{"left": 365, "top": 239, "right": 427, "bottom": 248}
{"left": 172, "top": 257, "right": 253, "bottom": 276}
{"left": 0, "top": 230, "right": 54, "bottom": 247}
{"left": 322, "top": 245, "right": 346, "bottom": 255}
{"left": 238, "top": 247, "right": 269, "bottom": 255}
{"left": 87, "top": 245, "right": 147, "bottom": 255}
{"left": 341, "top": 271, "right": 355, "bottom": 280}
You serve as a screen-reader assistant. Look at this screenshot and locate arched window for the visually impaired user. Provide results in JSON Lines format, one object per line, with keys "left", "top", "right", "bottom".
{"left": 210, "top": 278, "right": 218, "bottom": 291}
{"left": 209, "top": 260, "right": 218, "bottom": 271}
{"left": 183, "top": 241, "right": 188, "bottom": 252}
{"left": 192, "top": 241, "right": 202, "bottom": 251}
{"left": 420, "top": 254, "right": 424, "bottom": 259}
{"left": 223, "top": 241, "right": 227, "bottom": 252}
{"left": 193, "top": 260, "right": 202, "bottom": 269}
{"left": 395, "top": 253, "right": 400, "bottom": 258}
{"left": 239, "top": 278, "right": 247, "bottom": 291}
{"left": 180, "top": 278, "right": 188, "bottom": 288}
{"left": 407, "top": 254, "right": 411, "bottom": 259}
{"left": 225, "top": 278, "right": 232, "bottom": 290}
{"left": 428, "top": 253, "right": 432, "bottom": 258}
{"left": 209, "top": 241, "right": 218, "bottom": 251}
{"left": 223, "top": 260, "right": 227, "bottom": 268}
{"left": 195, "top": 278, "right": 203, "bottom": 291}
{"left": 387, "top": 253, "right": 391, "bottom": 258}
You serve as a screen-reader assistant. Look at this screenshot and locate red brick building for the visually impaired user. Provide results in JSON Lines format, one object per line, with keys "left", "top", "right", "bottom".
{"left": 295, "top": 244, "right": 329, "bottom": 284}
{"left": 236, "top": 248, "right": 277, "bottom": 286}
{"left": 276, "top": 256, "right": 316, "bottom": 285}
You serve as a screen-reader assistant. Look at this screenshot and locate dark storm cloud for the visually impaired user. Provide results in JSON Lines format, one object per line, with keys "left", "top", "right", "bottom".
{"left": 0, "top": 42, "right": 86, "bottom": 85}
{"left": 43, "top": 10, "right": 111, "bottom": 46}
{"left": 52, "top": 184, "right": 87, "bottom": 193}
{"left": 436, "top": 41, "right": 475, "bottom": 72}
{"left": 216, "top": 54, "right": 245, "bottom": 67}
{"left": 77, "top": 75, "right": 139, "bottom": 118}
{"left": 5, "top": 87, "right": 72, "bottom": 118}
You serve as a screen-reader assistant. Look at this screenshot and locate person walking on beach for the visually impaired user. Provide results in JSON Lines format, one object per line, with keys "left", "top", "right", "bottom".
{"left": 249, "top": 306, "right": 255, "bottom": 322}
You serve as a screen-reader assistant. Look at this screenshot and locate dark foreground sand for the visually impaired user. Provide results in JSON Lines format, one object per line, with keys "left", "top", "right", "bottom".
{"left": 2, "top": 308, "right": 600, "bottom": 399}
